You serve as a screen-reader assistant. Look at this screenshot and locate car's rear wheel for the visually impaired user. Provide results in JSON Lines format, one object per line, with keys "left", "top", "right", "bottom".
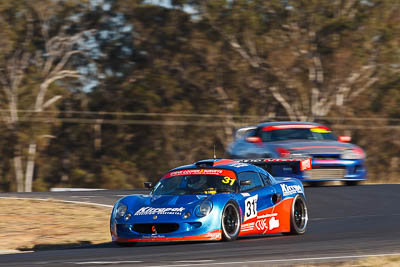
{"left": 221, "top": 202, "right": 241, "bottom": 241}
{"left": 287, "top": 195, "right": 308, "bottom": 235}
{"left": 307, "top": 181, "right": 323, "bottom": 187}
{"left": 344, "top": 180, "right": 360, "bottom": 186}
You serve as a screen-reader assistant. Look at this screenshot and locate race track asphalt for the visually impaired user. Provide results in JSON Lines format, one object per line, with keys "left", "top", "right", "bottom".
{"left": 0, "top": 185, "right": 399, "bottom": 266}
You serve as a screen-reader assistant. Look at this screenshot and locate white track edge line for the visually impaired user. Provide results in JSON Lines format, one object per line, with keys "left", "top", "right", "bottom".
{"left": 74, "top": 261, "right": 143, "bottom": 265}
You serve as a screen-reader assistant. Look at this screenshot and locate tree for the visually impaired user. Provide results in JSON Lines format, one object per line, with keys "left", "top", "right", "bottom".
{"left": 186, "top": 0, "right": 395, "bottom": 121}
{"left": 0, "top": 0, "right": 95, "bottom": 192}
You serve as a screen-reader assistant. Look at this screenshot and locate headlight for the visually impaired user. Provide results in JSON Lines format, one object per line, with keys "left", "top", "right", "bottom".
{"left": 195, "top": 200, "right": 213, "bottom": 217}
{"left": 341, "top": 148, "right": 365, "bottom": 160}
{"left": 115, "top": 203, "right": 127, "bottom": 219}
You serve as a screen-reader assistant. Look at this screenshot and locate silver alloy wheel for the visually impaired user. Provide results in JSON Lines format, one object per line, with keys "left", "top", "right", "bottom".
{"left": 289, "top": 195, "right": 308, "bottom": 235}
{"left": 221, "top": 202, "right": 241, "bottom": 241}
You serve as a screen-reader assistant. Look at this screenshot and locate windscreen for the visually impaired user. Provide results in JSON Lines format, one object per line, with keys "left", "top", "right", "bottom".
{"left": 153, "top": 169, "right": 237, "bottom": 195}
{"left": 261, "top": 126, "right": 337, "bottom": 142}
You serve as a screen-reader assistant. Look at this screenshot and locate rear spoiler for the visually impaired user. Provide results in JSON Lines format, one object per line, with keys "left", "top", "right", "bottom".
{"left": 234, "top": 126, "right": 256, "bottom": 140}
{"left": 237, "top": 158, "right": 312, "bottom": 178}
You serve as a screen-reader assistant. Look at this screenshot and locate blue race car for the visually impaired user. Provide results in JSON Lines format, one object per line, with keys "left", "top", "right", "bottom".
{"left": 110, "top": 158, "right": 309, "bottom": 244}
{"left": 227, "top": 121, "right": 367, "bottom": 185}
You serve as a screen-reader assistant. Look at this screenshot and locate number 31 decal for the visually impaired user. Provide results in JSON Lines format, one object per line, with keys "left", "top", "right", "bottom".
{"left": 222, "top": 176, "right": 235, "bottom": 186}
{"left": 244, "top": 194, "right": 258, "bottom": 222}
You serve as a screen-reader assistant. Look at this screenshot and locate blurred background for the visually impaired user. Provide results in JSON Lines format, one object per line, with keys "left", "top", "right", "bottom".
{"left": 0, "top": 0, "right": 398, "bottom": 192}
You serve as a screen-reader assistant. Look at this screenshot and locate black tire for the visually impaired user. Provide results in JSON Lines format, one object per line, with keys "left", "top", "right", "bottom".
{"left": 344, "top": 180, "right": 360, "bottom": 186}
{"left": 307, "top": 181, "right": 323, "bottom": 187}
{"left": 221, "top": 202, "right": 241, "bottom": 241}
{"left": 287, "top": 195, "right": 308, "bottom": 235}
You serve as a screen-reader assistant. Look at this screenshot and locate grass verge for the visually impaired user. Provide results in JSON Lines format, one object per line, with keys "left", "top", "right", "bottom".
{"left": 296, "top": 255, "right": 400, "bottom": 267}
{"left": 0, "top": 199, "right": 111, "bottom": 251}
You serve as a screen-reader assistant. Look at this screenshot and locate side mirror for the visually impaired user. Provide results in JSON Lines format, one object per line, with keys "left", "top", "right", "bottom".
{"left": 240, "top": 180, "right": 251, "bottom": 186}
{"left": 144, "top": 182, "right": 153, "bottom": 189}
{"left": 245, "top": 136, "right": 262, "bottom": 143}
{"left": 338, "top": 136, "right": 351, "bottom": 143}
{"left": 272, "top": 193, "right": 282, "bottom": 204}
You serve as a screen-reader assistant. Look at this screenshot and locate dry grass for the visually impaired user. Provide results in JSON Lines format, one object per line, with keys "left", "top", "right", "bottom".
{"left": 0, "top": 199, "right": 111, "bottom": 251}
{"left": 295, "top": 255, "right": 400, "bottom": 267}
{"left": 355, "top": 256, "right": 400, "bottom": 267}
{"left": 246, "top": 256, "right": 400, "bottom": 266}
{"left": 365, "top": 179, "right": 400, "bottom": 185}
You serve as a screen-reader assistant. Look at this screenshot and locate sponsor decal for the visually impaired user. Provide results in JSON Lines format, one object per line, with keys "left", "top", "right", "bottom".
{"left": 163, "top": 169, "right": 236, "bottom": 179}
{"left": 141, "top": 234, "right": 166, "bottom": 239}
{"left": 256, "top": 219, "right": 268, "bottom": 231}
{"left": 205, "top": 232, "right": 221, "bottom": 239}
{"left": 244, "top": 195, "right": 258, "bottom": 222}
{"left": 300, "top": 158, "right": 312, "bottom": 171}
{"left": 134, "top": 207, "right": 185, "bottom": 216}
{"left": 255, "top": 216, "right": 280, "bottom": 231}
{"left": 241, "top": 193, "right": 250, "bottom": 197}
{"left": 280, "top": 184, "right": 303, "bottom": 196}
{"left": 170, "top": 169, "right": 224, "bottom": 176}
{"left": 269, "top": 217, "right": 279, "bottom": 230}
{"left": 240, "top": 222, "right": 255, "bottom": 232}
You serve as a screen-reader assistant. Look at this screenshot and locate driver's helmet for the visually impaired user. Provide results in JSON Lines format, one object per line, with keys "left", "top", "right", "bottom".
{"left": 186, "top": 175, "right": 208, "bottom": 190}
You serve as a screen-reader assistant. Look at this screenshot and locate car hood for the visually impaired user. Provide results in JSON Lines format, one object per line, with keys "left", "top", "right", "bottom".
{"left": 122, "top": 194, "right": 209, "bottom": 217}
{"left": 266, "top": 140, "right": 358, "bottom": 155}
{"left": 148, "top": 194, "right": 208, "bottom": 206}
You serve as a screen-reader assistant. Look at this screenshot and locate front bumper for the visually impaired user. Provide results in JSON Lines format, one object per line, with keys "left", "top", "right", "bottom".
{"left": 110, "top": 210, "right": 222, "bottom": 242}
{"left": 112, "top": 228, "right": 221, "bottom": 242}
{"left": 292, "top": 159, "right": 367, "bottom": 182}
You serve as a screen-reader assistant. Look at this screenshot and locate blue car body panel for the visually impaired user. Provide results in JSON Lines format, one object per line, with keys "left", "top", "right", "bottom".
{"left": 110, "top": 159, "right": 307, "bottom": 242}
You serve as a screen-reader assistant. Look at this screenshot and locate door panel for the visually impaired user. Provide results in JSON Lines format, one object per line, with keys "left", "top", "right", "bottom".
{"left": 238, "top": 171, "right": 277, "bottom": 235}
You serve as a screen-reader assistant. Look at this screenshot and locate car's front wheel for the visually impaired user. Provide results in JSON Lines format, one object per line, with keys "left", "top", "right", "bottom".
{"left": 221, "top": 201, "right": 241, "bottom": 241}
{"left": 287, "top": 194, "right": 308, "bottom": 235}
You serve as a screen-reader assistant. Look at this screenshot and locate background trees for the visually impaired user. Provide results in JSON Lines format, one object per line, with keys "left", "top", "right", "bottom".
{"left": 0, "top": 0, "right": 95, "bottom": 191}
{"left": 186, "top": 0, "right": 396, "bottom": 121}
{"left": 0, "top": 0, "right": 398, "bottom": 191}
